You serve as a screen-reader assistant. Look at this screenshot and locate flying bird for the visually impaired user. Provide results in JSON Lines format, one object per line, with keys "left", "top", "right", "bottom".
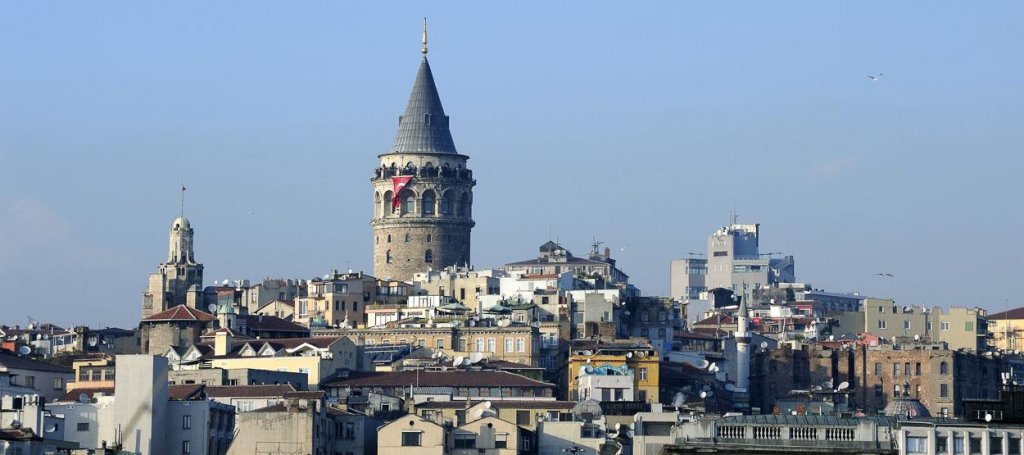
{"left": 867, "top": 73, "right": 883, "bottom": 82}
{"left": 875, "top": 273, "right": 894, "bottom": 278}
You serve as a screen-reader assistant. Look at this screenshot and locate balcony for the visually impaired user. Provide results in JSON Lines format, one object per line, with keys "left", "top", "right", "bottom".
{"left": 373, "top": 165, "right": 474, "bottom": 183}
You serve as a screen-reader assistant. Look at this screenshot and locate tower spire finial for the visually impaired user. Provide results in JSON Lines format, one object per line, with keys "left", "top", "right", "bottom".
{"left": 422, "top": 17, "right": 428, "bottom": 56}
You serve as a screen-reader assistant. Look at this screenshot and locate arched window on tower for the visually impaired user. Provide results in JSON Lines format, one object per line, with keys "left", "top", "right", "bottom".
{"left": 383, "top": 191, "right": 394, "bottom": 216}
{"left": 426, "top": 234, "right": 432, "bottom": 243}
{"left": 940, "top": 361, "right": 949, "bottom": 375}
{"left": 459, "top": 193, "right": 470, "bottom": 218}
{"left": 386, "top": 250, "right": 393, "bottom": 264}
{"left": 425, "top": 249, "right": 433, "bottom": 263}
{"left": 387, "top": 234, "right": 392, "bottom": 243}
{"left": 402, "top": 191, "right": 415, "bottom": 215}
{"left": 405, "top": 233, "right": 411, "bottom": 243}
{"left": 441, "top": 192, "right": 453, "bottom": 216}
{"left": 422, "top": 190, "right": 436, "bottom": 215}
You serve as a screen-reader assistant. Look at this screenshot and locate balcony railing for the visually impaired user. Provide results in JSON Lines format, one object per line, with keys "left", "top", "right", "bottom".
{"left": 373, "top": 165, "right": 474, "bottom": 182}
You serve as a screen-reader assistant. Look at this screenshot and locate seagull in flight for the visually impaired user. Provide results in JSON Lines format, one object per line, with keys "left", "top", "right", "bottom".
{"left": 867, "top": 73, "right": 883, "bottom": 82}
{"left": 875, "top": 272, "right": 894, "bottom": 278}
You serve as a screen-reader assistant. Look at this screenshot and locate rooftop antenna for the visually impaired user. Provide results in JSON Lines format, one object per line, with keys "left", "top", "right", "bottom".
{"left": 421, "top": 17, "right": 428, "bottom": 56}
{"left": 730, "top": 201, "right": 738, "bottom": 225}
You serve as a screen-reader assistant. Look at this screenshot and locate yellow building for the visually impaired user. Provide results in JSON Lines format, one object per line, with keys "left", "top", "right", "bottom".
{"left": 178, "top": 332, "right": 358, "bottom": 389}
{"left": 989, "top": 307, "right": 1024, "bottom": 352}
{"left": 65, "top": 354, "right": 116, "bottom": 392}
{"left": 412, "top": 400, "right": 576, "bottom": 431}
{"left": 567, "top": 339, "right": 659, "bottom": 403}
{"left": 314, "top": 325, "right": 541, "bottom": 366}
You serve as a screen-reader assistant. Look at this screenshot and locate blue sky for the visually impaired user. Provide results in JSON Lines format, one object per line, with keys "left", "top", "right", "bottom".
{"left": 1, "top": 2, "right": 1022, "bottom": 328}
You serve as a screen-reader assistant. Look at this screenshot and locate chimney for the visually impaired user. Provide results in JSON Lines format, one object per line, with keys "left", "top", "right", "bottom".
{"left": 214, "top": 330, "right": 232, "bottom": 356}
{"left": 604, "top": 247, "right": 611, "bottom": 258}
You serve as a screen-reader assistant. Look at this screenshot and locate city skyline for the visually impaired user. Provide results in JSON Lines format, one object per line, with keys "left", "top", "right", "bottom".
{"left": 2, "top": 3, "right": 1023, "bottom": 327}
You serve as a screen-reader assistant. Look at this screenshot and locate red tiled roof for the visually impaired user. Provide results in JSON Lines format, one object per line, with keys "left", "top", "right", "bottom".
{"left": 205, "top": 384, "right": 296, "bottom": 398}
{"left": 59, "top": 387, "right": 115, "bottom": 402}
{"left": 693, "top": 314, "right": 736, "bottom": 326}
{"left": 245, "top": 315, "right": 308, "bottom": 333}
{"left": 989, "top": 306, "right": 1024, "bottom": 320}
{"left": 675, "top": 331, "right": 720, "bottom": 340}
{"left": 283, "top": 391, "right": 325, "bottom": 399}
{"left": 416, "top": 400, "right": 576, "bottom": 409}
{"left": 0, "top": 351, "right": 74, "bottom": 373}
{"left": 142, "top": 305, "right": 215, "bottom": 322}
{"left": 325, "top": 370, "right": 555, "bottom": 389}
{"left": 168, "top": 384, "right": 206, "bottom": 400}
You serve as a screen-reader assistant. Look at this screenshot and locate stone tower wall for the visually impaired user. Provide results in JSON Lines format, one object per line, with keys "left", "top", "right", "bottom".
{"left": 371, "top": 155, "right": 474, "bottom": 280}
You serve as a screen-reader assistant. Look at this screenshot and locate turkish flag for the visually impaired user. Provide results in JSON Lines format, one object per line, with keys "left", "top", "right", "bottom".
{"left": 392, "top": 176, "right": 412, "bottom": 210}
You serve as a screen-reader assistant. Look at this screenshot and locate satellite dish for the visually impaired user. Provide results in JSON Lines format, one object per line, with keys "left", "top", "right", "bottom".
{"left": 829, "top": 335, "right": 835, "bottom": 341}
{"left": 914, "top": 334, "right": 921, "bottom": 341}
{"left": 45, "top": 424, "right": 57, "bottom": 433}
{"left": 469, "top": 352, "right": 484, "bottom": 364}
{"left": 760, "top": 341, "right": 769, "bottom": 349}
{"left": 985, "top": 413, "right": 993, "bottom": 422}
{"left": 671, "top": 392, "right": 685, "bottom": 407}
{"left": 462, "top": 357, "right": 472, "bottom": 366}
{"left": 497, "top": 318, "right": 511, "bottom": 327}
{"left": 43, "top": 334, "right": 49, "bottom": 340}
{"left": 699, "top": 391, "right": 708, "bottom": 399}
{"left": 17, "top": 346, "right": 31, "bottom": 355}
{"left": 699, "top": 360, "right": 710, "bottom": 369}
{"left": 531, "top": 321, "right": 541, "bottom": 328}
{"left": 837, "top": 381, "right": 850, "bottom": 391}
{"left": 468, "top": 320, "right": 476, "bottom": 327}
{"left": 78, "top": 393, "right": 90, "bottom": 403}
{"left": 453, "top": 356, "right": 465, "bottom": 367}
{"left": 725, "top": 383, "right": 736, "bottom": 391}
{"left": 625, "top": 352, "right": 633, "bottom": 358}
{"left": 87, "top": 337, "right": 98, "bottom": 347}
{"left": 207, "top": 304, "right": 218, "bottom": 313}
{"left": 708, "top": 362, "right": 717, "bottom": 371}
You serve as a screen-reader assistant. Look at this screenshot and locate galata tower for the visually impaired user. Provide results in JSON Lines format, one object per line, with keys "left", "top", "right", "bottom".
{"left": 371, "top": 22, "right": 475, "bottom": 280}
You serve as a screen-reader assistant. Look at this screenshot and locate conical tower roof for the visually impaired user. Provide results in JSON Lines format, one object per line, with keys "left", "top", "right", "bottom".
{"left": 391, "top": 57, "right": 458, "bottom": 154}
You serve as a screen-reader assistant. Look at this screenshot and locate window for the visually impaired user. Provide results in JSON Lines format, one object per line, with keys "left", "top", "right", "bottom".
{"left": 344, "top": 422, "right": 355, "bottom": 439}
{"left": 874, "top": 363, "right": 882, "bottom": 376}
{"left": 915, "top": 362, "right": 922, "bottom": 375}
{"left": 386, "top": 250, "right": 393, "bottom": 264}
{"left": 904, "top": 362, "right": 910, "bottom": 376}
{"left": 940, "top": 361, "right": 949, "bottom": 375}
{"left": 77, "top": 422, "right": 89, "bottom": 432}
{"left": 506, "top": 338, "right": 514, "bottom": 353}
{"left": 992, "top": 436, "right": 1004, "bottom": 455}
{"left": 903, "top": 320, "right": 910, "bottom": 330}
{"left": 905, "top": 437, "right": 928, "bottom": 454}
{"left": 436, "top": 338, "right": 444, "bottom": 349}
{"left": 516, "top": 338, "right": 525, "bottom": 353}
{"left": 53, "top": 377, "right": 64, "bottom": 390}
{"left": 953, "top": 436, "right": 964, "bottom": 455}
{"left": 936, "top": 436, "right": 948, "bottom": 454}
{"left": 476, "top": 339, "right": 485, "bottom": 352}
{"left": 516, "top": 410, "right": 530, "bottom": 425}
{"left": 965, "top": 321, "right": 974, "bottom": 332}
{"left": 426, "top": 234, "right": 431, "bottom": 243}
{"left": 405, "top": 233, "right": 411, "bottom": 242}
{"left": 422, "top": 192, "right": 435, "bottom": 215}
{"left": 454, "top": 433, "right": 476, "bottom": 449}
{"left": 182, "top": 415, "right": 191, "bottom": 429}
{"left": 893, "top": 363, "right": 900, "bottom": 376}
{"left": 425, "top": 249, "right": 433, "bottom": 263}
{"left": 403, "top": 195, "right": 415, "bottom": 214}
{"left": 1010, "top": 437, "right": 1021, "bottom": 455}
{"left": 495, "top": 433, "right": 508, "bottom": 449}
{"left": 25, "top": 376, "right": 34, "bottom": 388}
{"left": 182, "top": 440, "right": 191, "bottom": 455}
{"left": 969, "top": 436, "right": 981, "bottom": 454}
{"left": 941, "top": 321, "right": 950, "bottom": 331}
{"left": 940, "top": 383, "right": 949, "bottom": 398}
{"left": 878, "top": 320, "right": 887, "bottom": 329}
{"left": 401, "top": 432, "right": 421, "bottom": 447}
{"left": 640, "top": 368, "right": 648, "bottom": 381}
{"left": 487, "top": 338, "right": 496, "bottom": 353}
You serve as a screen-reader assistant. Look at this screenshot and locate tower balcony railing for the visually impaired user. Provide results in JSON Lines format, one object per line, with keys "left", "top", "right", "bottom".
{"left": 373, "top": 166, "right": 474, "bottom": 182}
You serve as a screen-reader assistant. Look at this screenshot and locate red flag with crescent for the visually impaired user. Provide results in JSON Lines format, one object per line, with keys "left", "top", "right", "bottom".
{"left": 392, "top": 176, "right": 412, "bottom": 210}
